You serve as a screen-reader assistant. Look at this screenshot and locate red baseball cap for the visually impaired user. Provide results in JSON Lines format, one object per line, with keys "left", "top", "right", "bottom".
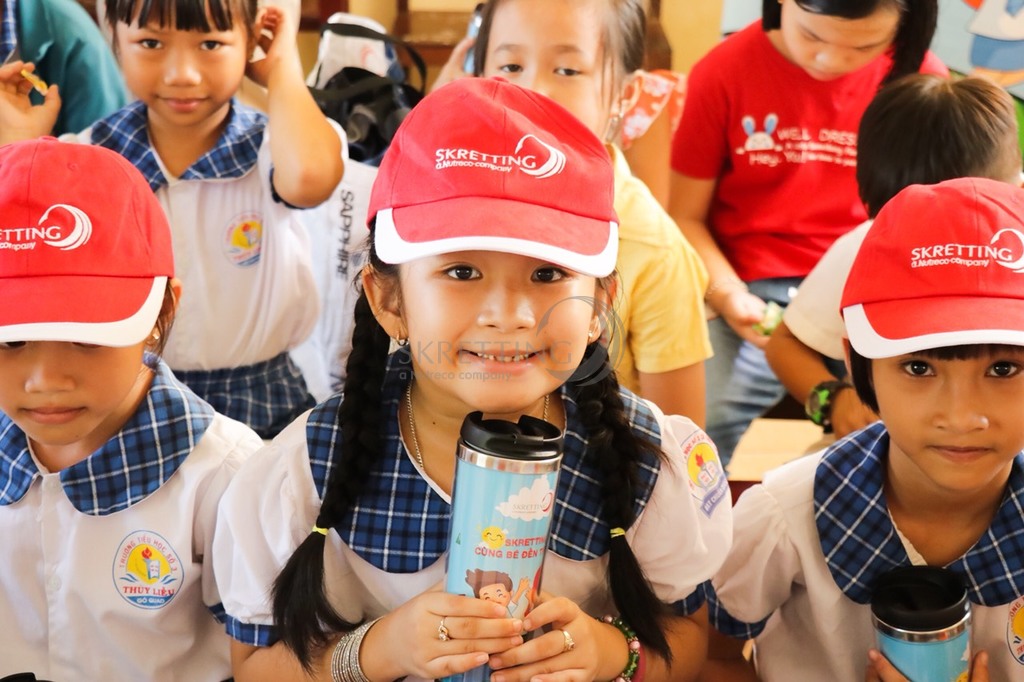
{"left": 369, "top": 77, "right": 618, "bottom": 277}
{"left": 842, "top": 177, "right": 1024, "bottom": 358}
{"left": 0, "top": 138, "right": 173, "bottom": 346}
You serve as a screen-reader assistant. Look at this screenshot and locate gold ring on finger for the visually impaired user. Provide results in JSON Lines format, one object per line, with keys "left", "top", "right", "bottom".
{"left": 561, "top": 628, "right": 576, "bottom": 652}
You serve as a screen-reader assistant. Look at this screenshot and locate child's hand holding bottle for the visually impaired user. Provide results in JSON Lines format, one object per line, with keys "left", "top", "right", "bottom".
{"left": 360, "top": 587, "right": 524, "bottom": 681}
{"left": 487, "top": 594, "right": 634, "bottom": 682}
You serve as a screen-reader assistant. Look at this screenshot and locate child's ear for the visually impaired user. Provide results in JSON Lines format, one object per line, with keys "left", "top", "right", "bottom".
{"left": 169, "top": 277, "right": 183, "bottom": 315}
{"left": 616, "top": 71, "right": 641, "bottom": 114}
{"left": 362, "top": 266, "right": 406, "bottom": 341}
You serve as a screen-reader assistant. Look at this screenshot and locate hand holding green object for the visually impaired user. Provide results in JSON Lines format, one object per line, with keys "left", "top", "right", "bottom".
{"left": 753, "top": 301, "right": 784, "bottom": 336}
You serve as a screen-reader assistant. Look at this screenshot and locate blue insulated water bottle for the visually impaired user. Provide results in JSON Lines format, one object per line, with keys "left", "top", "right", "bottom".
{"left": 443, "top": 411, "right": 564, "bottom": 682}
{"left": 870, "top": 566, "right": 972, "bottom": 682}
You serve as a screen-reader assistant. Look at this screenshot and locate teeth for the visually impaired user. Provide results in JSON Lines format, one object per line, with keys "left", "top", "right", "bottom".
{"left": 478, "top": 352, "right": 530, "bottom": 363}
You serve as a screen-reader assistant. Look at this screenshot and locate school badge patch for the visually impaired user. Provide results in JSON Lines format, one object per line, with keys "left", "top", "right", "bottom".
{"left": 1007, "top": 595, "right": 1024, "bottom": 665}
{"left": 113, "top": 531, "right": 183, "bottom": 609}
{"left": 682, "top": 431, "right": 728, "bottom": 518}
{"left": 223, "top": 211, "right": 263, "bottom": 266}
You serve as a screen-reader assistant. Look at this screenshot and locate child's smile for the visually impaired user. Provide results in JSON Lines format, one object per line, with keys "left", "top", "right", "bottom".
{"left": 386, "top": 250, "right": 602, "bottom": 418}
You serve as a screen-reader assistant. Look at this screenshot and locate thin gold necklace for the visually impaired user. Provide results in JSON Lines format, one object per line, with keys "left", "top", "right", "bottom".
{"left": 404, "top": 384, "right": 550, "bottom": 470}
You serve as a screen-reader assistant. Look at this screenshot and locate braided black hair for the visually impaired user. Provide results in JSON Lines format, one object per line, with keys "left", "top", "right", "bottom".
{"left": 572, "top": 343, "right": 673, "bottom": 661}
{"left": 271, "top": 252, "right": 397, "bottom": 669}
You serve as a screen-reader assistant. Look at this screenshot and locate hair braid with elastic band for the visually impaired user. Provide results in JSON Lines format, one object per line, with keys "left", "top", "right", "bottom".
{"left": 271, "top": 279, "right": 393, "bottom": 669}
{"left": 573, "top": 343, "right": 672, "bottom": 660}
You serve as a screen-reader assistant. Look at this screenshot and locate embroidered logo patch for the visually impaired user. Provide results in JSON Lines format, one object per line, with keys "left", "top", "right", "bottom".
{"left": 113, "top": 531, "right": 183, "bottom": 609}
{"left": 1007, "top": 595, "right": 1024, "bottom": 664}
{"left": 682, "top": 432, "right": 728, "bottom": 518}
{"left": 223, "top": 211, "right": 263, "bottom": 266}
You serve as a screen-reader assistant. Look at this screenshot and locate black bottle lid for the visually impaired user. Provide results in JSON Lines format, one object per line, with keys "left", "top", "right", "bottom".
{"left": 871, "top": 566, "right": 969, "bottom": 631}
{"left": 459, "top": 411, "right": 563, "bottom": 459}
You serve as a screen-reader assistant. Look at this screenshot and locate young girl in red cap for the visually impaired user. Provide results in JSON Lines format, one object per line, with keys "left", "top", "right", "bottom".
{"left": 702, "top": 177, "right": 1024, "bottom": 680}
{"left": 0, "top": 0, "right": 344, "bottom": 439}
{"left": 0, "top": 139, "right": 263, "bottom": 681}
{"left": 214, "top": 77, "right": 732, "bottom": 682}
{"left": 433, "top": 0, "right": 713, "bottom": 427}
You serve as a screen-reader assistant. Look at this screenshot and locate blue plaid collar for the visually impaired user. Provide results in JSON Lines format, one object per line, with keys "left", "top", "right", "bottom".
{"left": 815, "top": 422, "right": 1024, "bottom": 606}
{"left": 91, "top": 99, "right": 267, "bottom": 192}
{"left": 0, "top": 357, "right": 215, "bottom": 515}
{"left": 306, "top": 347, "right": 662, "bottom": 573}
{"left": 1, "top": 0, "right": 16, "bottom": 64}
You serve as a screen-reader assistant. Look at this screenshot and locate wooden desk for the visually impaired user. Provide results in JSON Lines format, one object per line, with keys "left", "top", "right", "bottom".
{"left": 727, "top": 418, "right": 833, "bottom": 502}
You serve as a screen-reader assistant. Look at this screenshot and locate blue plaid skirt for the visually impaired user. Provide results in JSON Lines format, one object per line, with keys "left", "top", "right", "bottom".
{"left": 174, "top": 351, "right": 315, "bottom": 439}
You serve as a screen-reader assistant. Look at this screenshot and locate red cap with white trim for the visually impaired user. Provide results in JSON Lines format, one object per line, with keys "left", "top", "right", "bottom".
{"left": 0, "top": 138, "right": 173, "bottom": 347}
{"left": 842, "top": 177, "right": 1024, "bottom": 358}
{"left": 369, "top": 77, "right": 618, "bottom": 277}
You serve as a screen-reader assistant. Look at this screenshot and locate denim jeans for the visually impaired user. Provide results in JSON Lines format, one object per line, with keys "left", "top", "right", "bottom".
{"left": 705, "top": 277, "right": 802, "bottom": 466}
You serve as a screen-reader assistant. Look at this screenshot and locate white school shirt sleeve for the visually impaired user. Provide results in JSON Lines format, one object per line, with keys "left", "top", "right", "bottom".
{"left": 710, "top": 455, "right": 818, "bottom": 626}
{"left": 630, "top": 405, "right": 733, "bottom": 602}
{"left": 193, "top": 414, "right": 266, "bottom": 612}
{"left": 782, "top": 221, "right": 872, "bottom": 361}
{"left": 213, "top": 413, "right": 321, "bottom": 641}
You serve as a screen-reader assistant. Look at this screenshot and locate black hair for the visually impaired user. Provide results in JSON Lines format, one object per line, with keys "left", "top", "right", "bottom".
{"left": 473, "top": 0, "right": 646, "bottom": 89}
{"left": 272, "top": 241, "right": 674, "bottom": 667}
{"left": 104, "top": 0, "right": 256, "bottom": 35}
{"left": 857, "top": 75, "right": 1019, "bottom": 217}
{"left": 848, "top": 344, "right": 1024, "bottom": 413}
{"left": 761, "top": 0, "right": 937, "bottom": 84}
{"left": 270, "top": 248, "right": 395, "bottom": 669}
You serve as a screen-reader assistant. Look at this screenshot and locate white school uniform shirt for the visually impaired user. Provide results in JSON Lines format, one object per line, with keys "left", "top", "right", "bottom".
{"left": 782, "top": 220, "right": 871, "bottom": 361}
{"left": 214, "top": 348, "right": 733, "bottom": 677}
{"left": 64, "top": 99, "right": 340, "bottom": 371}
{"left": 0, "top": 359, "right": 264, "bottom": 681}
{"left": 289, "top": 159, "right": 376, "bottom": 400}
{"left": 707, "top": 422, "right": 1024, "bottom": 681}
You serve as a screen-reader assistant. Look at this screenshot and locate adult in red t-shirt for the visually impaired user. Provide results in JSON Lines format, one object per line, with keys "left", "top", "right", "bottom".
{"left": 669, "top": 0, "right": 947, "bottom": 464}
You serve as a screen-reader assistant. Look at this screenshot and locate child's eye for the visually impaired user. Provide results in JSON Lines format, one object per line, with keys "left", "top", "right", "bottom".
{"left": 200, "top": 40, "right": 223, "bottom": 51}
{"left": 139, "top": 38, "right": 161, "bottom": 49}
{"left": 0, "top": 341, "right": 25, "bottom": 350}
{"left": 497, "top": 63, "right": 523, "bottom": 74}
{"left": 533, "top": 267, "right": 566, "bottom": 283}
{"left": 554, "top": 67, "right": 582, "bottom": 77}
{"left": 901, "top": 359, "right": 933, "bottom": 376}
{"left": 988, "top": 361, "right": 1021, "bottom": 378}
{"left": 444, "top": 265, "right": 480, "bottom": 280}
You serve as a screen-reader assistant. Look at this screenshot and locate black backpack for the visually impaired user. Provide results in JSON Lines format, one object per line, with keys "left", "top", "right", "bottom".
{"left": 307, "top": 19, "right": 426, "bottom": 166}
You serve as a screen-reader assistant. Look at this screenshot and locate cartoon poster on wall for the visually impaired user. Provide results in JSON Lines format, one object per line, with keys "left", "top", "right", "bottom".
{"left": 935, "top": 0, "right": 1024, "bottom": 96}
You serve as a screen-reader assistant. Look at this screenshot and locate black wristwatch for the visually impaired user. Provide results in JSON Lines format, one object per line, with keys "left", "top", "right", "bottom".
{"left": 805, "top": 380, "right": 853, "bottom": 433}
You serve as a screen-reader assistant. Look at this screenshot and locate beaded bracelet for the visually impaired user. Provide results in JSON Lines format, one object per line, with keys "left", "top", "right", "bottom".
{"left": 330, "top": 617, "right": 380, "bottom": 682}
{"left": 600, "top": 615, "right": 642, "bottom": 682}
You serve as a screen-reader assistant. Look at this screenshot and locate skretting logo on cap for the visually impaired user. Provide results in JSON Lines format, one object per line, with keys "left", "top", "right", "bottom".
{"left": 0, "top": 204, "right": 93, "bottom": 252}
{"left": 434, "top": 134, "right": 567, "bottom": 178}
{"left": 910, "top": 228, "right": 1024, "bottom": 272}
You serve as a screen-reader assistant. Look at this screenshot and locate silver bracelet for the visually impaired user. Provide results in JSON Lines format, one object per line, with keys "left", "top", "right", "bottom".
{"left": 330, "top": 618, "right": 381, "bottom": 682}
